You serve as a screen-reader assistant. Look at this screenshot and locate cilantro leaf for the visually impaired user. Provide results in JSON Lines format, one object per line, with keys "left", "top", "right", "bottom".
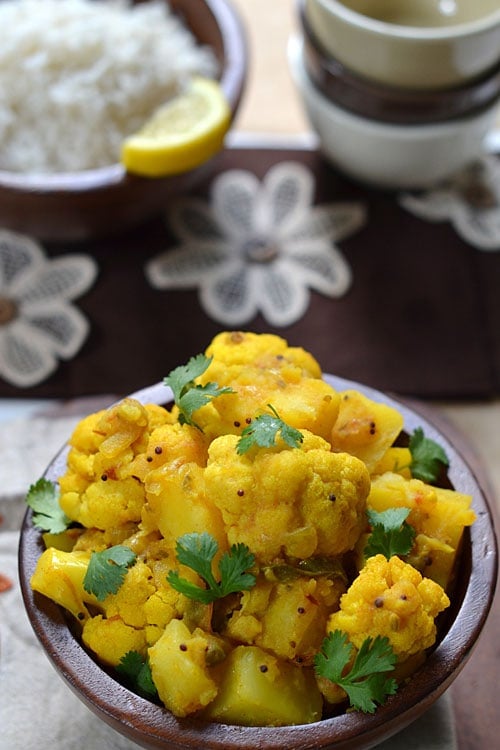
{"left": 83, "top": 545, "right": 137, "bottom": 601}
{"left": 167, "top": 532, "right": 256, "bottom": 603}
{"left": 217, "top": 544, "right": 257, "bottom": 596}
{"left": 116, "top": 651, "right": 158, "bottom": 699}
{"left": 314, "top": 630, "right": 398, "bottom": 713}
{"left": 25, "top": 477, "right": 71, "bottom": 533}
{"left": 365, "top": 507, "right": 416, "bottom": 560}
{"left": 163, "top": 353, "right": 234, "bottom": 429}
{"left": 409, "top": 427, "right": 449, "bottom": 484}
{"left": 236, "top": 405, "right": 304, "bottom": 454}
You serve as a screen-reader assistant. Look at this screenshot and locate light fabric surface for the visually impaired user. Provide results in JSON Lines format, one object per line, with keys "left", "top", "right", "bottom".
{"left": 0, "top": 413, "right": 457, "bottom": 750}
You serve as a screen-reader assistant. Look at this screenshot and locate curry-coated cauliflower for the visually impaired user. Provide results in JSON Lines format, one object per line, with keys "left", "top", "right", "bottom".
{"left": 193, "top": 331, "right": 341, "bottom": 442}
{"left": 59, "top": 398, "right": 173, "bottom": 529}
{"left": 204, "top": 430, "right": 370, "bottom": 563}
{"left": 327, "top": 554, "right": 450, "bottom": 663}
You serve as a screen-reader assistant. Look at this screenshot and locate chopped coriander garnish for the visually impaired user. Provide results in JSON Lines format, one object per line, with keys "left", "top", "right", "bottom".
{"left": 314, "top": 630, "right": 398, "bottom": 713}
{"left": 167, "top": 532, "right": 256, "bottom": 604}
{"left": 409, "top": 427, "right": 449, "bottom": 484}
{"left": 365, "top": 507, "right": 416, "bottom": 560}
{"left": 236, "top": 405, "right": 304, "bottom": 454}
{"left": 163, "top": 353, "right": 234, "bottom": 429}
{"left": 83, "top": 545, "right": 137, "bottom": 601}
{"left": 116, "top": 650, "right": 158, "bottom": 699}
{"left": 25, "top": 477, "right": 71, "bottom": 534}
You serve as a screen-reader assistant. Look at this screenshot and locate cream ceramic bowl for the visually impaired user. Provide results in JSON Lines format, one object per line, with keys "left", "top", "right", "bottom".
{"left": 289, "top": 35, "right": 500, "bottom": 189}
{"left": 305, "top": 0, "right": 500, "bottom": 90}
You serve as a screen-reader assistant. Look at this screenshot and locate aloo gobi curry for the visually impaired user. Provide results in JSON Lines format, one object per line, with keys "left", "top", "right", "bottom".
{"left": 28, "top": 331, "right": 475, "bottom": 726}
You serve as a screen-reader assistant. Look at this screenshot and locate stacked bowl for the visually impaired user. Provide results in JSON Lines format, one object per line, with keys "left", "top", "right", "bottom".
{"left": 291, "top": 0, "right": 500, "bottom": 188}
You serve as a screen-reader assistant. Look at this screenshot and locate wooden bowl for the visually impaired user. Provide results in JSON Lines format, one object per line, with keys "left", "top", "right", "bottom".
{"left": 19, "top": 375, "right": 498, "bottom": 750}
{"left": 0, "top": 0, "right": 247, "bottom": 242}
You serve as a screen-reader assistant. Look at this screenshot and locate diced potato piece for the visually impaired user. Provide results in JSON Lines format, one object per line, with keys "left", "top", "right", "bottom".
{"left": 226, "top": 576, "right": 344, "bottom": 664}
{"left": 148, "top": 619, "right": 218, "bottom": 717}
{"left": 143, "top": 462, "right": 227, "bottom": 554}
{"left": 372, "top": 447, "right": 412, "bottom": 478}
{"left": 331, "top": 390, "right": 404, "bottom": 472}
{"left": 424, "top": 486, "right": 476, "bottom": 549}
{"left": 368, "top": 472, "right": 475, "bottom": 588}
{"left": 42, "top": 527, "right": 83, "bottom": 552}
{"left": 406, "top": 534, "right": 456, "bottom": 590}
{"left": 202, "top": 645, "right": 322, "bottom": 726}
{"left": 30, "top": 547, "right": 94, "bottom": 621}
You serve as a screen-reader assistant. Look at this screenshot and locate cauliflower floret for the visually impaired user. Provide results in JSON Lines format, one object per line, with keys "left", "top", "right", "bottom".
{"left": 82, "top": 614, "right": 147, "bottom": 667}
{"left": 101, "top": 560, "right": 155, "bottom": 628}
{"left": 205, "top": 431, "right": 370, "bottom": 563}
{"left": 59, "top": 398, "right": 173, "bottom": 527}
{"left": 128, "top": 421, "right": 209, "bottom": 482}
{"left": 60, "top": 476, "right": 145, "bottom": 530}
{"left": 327, "top": 554, "right": 450, "bottom": 662}
{"left": 193, "top": 331, "right": 340, "bottom": 442}
{"left": 203, "top": 331, "right": 322, "bottom": 379}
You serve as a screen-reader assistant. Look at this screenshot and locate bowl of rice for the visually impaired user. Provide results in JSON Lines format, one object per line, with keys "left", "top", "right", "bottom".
{"left": 0, "top": 0, "right": 247, "bottom": 241}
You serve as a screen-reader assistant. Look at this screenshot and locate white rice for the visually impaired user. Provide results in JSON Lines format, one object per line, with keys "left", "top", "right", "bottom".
{"left": 0, "top": 0, "right": 219, "bottom": 173}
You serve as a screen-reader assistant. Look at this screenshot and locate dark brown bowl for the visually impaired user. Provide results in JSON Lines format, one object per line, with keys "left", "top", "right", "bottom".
{"left": 297, "top": 0, "right": 500, "bottom": 125}
{"left": 19, "top": 375, "right": 498, "bottom": 750}
{"left": 0, "top": 0, "right": 247, "bottom": 242}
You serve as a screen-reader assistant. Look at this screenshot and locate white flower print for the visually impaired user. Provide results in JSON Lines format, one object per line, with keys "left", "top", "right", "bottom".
{"left": 0, "top": 230, "right": 98, "bottom": 387}
{"left": 146, "top": 162, "right": 367, "bottom": 326}
{"left": 399, "top": 155, "right": 500, "bottom": 251}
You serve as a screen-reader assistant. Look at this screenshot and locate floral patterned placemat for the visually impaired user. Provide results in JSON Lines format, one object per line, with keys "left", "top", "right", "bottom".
{"left": 1, "top": 143, "right": 500, "bottom": 399}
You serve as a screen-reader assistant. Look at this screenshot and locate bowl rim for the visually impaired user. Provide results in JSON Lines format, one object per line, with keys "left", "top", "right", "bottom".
{"left": 0, "top": 0, "right": 247, "bottom": 194}
{"left": 314, "top": 0, "right": 500, "bottom": 41}
{"left": 290, "top": 35, "right": 498, "bottom": 137}
{"left": 18, "top": 374, "right": 498, "bottom": 750}
{"left": 299, "top": 0, "right": 500, "bottom": 125}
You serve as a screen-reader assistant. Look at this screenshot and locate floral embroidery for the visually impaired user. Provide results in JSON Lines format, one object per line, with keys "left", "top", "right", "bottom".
{"left": 0, "top": 230, "right": 98, "bottom": 387}
{"left": 146, "top": 162, "right": 367, "bottom": 326}
{"left": 399, "top": 155, "right": 500, "bottom": 251}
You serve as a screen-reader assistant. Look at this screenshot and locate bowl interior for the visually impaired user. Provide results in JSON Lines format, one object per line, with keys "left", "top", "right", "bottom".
{"left": 316, "top": 0, "right": 500, "bottom": 38}
{"left": 305, "top": 0, "right": 500, "bottom": 91}
{"left": 19, "top": 375, "right": 498, "bottom": 750}
{"left": 0, "top": 0, "right": 248, "bottom": 240}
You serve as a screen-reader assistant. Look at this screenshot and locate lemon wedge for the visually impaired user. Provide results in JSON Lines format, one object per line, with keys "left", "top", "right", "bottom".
{"left": 121, "top": 77, "right": 232, "bottom": 178}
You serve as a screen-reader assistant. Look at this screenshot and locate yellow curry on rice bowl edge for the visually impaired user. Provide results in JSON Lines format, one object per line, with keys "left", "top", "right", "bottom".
{"left": 28, "top": 331, "right": 476, "bottom": 726}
